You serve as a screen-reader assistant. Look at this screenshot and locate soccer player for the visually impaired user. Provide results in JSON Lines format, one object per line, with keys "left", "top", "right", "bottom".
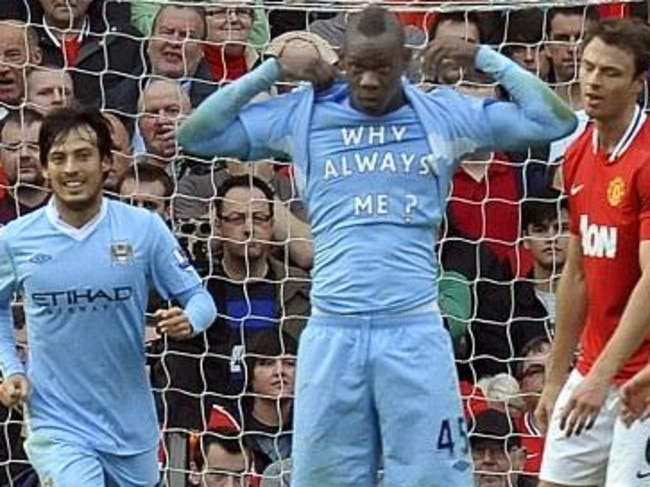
{"left": 534, "top": 18, "right": 650, "bottom": 487}
{"left": 0, "top": 107, "right": 217, "bottom": 486}
{"left": 178, "top": 6, "right": 576, "bottom": 487}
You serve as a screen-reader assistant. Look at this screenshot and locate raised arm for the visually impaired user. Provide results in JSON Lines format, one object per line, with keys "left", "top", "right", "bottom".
{"left": 178, "top": 57, "right": 336, "bottom": 161}
{"left": 424, "top": 37, "right": 578, "bottom": 153}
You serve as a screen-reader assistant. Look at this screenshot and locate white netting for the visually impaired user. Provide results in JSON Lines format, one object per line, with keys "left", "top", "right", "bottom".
{"left": 0, "top": 0, "right": 644, "bottom": 485}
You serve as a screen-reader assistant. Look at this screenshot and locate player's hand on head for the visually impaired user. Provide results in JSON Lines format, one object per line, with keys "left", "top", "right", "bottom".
{"left": 276, "top": 55, "right": 337, "bottom": 92}
{"left": 0, "top": 374, "right": 29, "bottom": 408}
{"left": 154, "top": 307, "right": 193, "bottom": 340}
{"left": 422, "top": 36, "right": 480, "bottom": 83}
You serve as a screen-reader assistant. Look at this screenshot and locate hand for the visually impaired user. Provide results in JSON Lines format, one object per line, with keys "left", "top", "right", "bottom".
{"left": 0, "top": 374, "right": 29, "bottom": 408}
{"left": 534, "top": 381, "right": 563, "bottom": 435}
{"left": 559, "top": 375, "right": 609, "bottom": 437}
{"left": 154, "top": 307, "right": 193, "bottom": 340}
{"left": 620, "top": 367, "right": 650, "bottom": 426}
{"left": 276, "top": 55, "right": 337, "bottom": 92}
{"left": 421, "top": 36, "right": 480, "bottom": 83}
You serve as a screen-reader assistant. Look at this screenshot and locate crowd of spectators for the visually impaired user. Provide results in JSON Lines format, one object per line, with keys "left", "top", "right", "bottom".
{"left": 0, "top": 1, "right": 646, "bottom": 486}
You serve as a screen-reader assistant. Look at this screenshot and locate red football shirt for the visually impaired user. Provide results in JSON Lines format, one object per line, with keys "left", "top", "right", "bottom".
{"left": 563, "top": 109, "right": 650, "bottom": 382}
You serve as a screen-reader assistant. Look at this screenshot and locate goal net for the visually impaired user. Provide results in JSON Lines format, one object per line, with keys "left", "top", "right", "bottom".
{"left": 0, "top": 0, "right": 643, "bottom": 486}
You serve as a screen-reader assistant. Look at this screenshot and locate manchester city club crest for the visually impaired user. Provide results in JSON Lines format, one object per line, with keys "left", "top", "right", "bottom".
{"left": 607, "top": 176, "right": 625, "bottom": 207}
{"left": 110, "top": 241, "right": 134, "bottom": 264}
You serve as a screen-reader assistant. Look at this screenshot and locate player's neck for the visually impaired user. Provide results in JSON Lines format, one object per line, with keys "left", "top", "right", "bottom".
{"left": 221, "top": 254, "right": 268, "bottom": 281}
{"left": 594, "top": 103, "right": 637, "bottom": 154}
{"left": 54, "top": 196, "right": 102, "bottom": 229}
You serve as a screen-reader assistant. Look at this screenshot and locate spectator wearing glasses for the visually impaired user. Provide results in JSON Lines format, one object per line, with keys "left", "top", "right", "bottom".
{"left": 0, "top": 108, "right": 49, "bottom": 225}
{"left": 158, "top": 174, "right": 310, "bottom": 434}
{"left": 204, "top": 0, "right": 259, "bottom": 83}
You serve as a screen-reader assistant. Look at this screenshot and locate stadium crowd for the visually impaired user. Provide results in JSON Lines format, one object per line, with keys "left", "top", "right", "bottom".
{"left": 0, "top": 0, "right": 647, "bottom": 486}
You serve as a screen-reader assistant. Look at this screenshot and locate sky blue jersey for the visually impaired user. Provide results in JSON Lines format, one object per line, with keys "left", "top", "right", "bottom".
{"left": 0, "top": 198, "right": 214, "bottom": 454}
{"left": 178, "top": 47, "right": 578, "bottom": 316}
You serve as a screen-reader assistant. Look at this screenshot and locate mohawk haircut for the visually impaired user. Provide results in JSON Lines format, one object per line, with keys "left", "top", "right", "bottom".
{"left": 345, "top": 5, "right": 405, "bottom": 47}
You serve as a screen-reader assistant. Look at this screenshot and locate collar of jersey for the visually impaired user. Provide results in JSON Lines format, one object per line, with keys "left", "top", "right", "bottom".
{"left": 45, "top": 197, "right": 107, "bottom": 241}
{"left": 591, "top": 104, "right": 646, "bottom": 163}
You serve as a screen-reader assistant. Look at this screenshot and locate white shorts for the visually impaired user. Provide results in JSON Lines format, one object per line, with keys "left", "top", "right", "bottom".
{"left": 540, "top": 369, "right": 650, "bottom": 487}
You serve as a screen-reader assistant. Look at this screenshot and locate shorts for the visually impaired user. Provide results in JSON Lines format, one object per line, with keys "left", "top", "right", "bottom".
{"left": 290, "top": 308, "right": 473, "bottom": 487}
{"left": 540, "top": 369, "right": 650, "bottom": 487}
{"left": 24, "top": 431, "right": 160, "bottom": 487}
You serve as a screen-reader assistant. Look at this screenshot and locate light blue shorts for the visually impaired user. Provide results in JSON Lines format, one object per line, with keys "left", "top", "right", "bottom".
{"left": 24, "top": 431, "right": 160, "bottom": 487}
{"left": 291, "top": 310, "right": 473, "bottom": 487}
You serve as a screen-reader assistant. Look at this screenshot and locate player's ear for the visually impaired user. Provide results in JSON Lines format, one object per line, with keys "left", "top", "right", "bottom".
{"left": 402, "top": 46, "right": 413, "bottom": 68}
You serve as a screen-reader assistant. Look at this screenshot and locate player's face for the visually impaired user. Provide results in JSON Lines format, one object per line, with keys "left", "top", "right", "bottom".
{"left": 148, "top": 7, "right": 204, "bottom": 78}
{"left": 547, "top": 13, "right": 584, "bottom": 83}
{"left": 44, "top": 126, "right": 107, "bottom": 214}
{"left": 471, "top": 440, "right": 512, "bottom": 487}
{"left": 218, "top": 186, "right": 274, "bottom": 261}
{"left": 251, "top": 356, "right": 296, "bottom": 399}
{"left": 120, "top": 178, "right": 168, "bottom": 220}
{"left": 26, "top": 69, "right": 74, "bottom": 114}
{"left": 523, "top": 210, "right": 569, "bottom": 273}
{"left": 342, "top": 32, "right": 410, "bottom": 116}
{"left": 1, "top": 121, "right": 43, "bottom": 185}
{"left": 579, "top": 37, "right": 644, "bottom": 122}
{"left": 202, "top": 442, "right": 250, "bottom": 487}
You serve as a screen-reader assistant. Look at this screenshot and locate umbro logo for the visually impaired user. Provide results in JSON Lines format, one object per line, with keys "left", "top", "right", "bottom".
{"left": 28, "top": 253, "right": 52, "bottom": 264}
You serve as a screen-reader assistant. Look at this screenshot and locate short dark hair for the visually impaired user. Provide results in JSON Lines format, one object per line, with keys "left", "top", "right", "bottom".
{"left": 521, "top": 189, "right": 567, "bottom": 231}
{"left": 429, "top": 11, "right": 482, "bottom": 42}
{"left": 152, "top": 3, "right": 207, "bottom": 41}
{"left": 547, "top": 6, "right": 598, "bottom": 36}
{"left": 583, "top": 17, "right": 650, "bottom": 78}
{"left": 117, "top": 161, "right": 174, "bottom": 198}
{"left": 215, "top": 174, "right": 275, "bottom": 219}
{"left": 195, "top": 433, "right": 250, "bottom": 471}
{"left": 344, "top": 5, "right": 405, "bottom": 48}
{"left": 39, "top": 106, "right": 113, "bottom": 167}
{"left": 1, "top": 107, "right": 43, "bottom": 138}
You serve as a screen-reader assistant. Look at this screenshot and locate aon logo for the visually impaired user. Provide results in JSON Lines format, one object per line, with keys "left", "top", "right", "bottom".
{"left": 580, "top": 215, "right": 617, "bottom": 258}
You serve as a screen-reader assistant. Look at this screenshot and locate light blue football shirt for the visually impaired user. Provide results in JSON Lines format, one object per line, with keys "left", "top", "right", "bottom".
{"left": 239, "top": 90, "right": 487, "bottom": 314}
{"left": 0, "top": 198, "right": 207, "bottom": 454}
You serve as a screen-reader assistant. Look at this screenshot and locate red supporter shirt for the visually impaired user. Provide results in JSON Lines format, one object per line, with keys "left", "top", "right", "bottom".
{"left": 448, "top": 156, "right": 521, "bottom": 263}
{"left": 515, "top": 412, "right": 544, "bottom": 476}
{"left": 563, "top": 109, "right": 650, "bottom": 382}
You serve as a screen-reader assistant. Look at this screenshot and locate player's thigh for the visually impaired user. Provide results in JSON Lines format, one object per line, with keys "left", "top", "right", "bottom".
{"left": 23, "top": 431, "right": 104, "bottom": 487}
{"left": 539, "top": 370, "right": 611, "bottom": 487}
{"left": 606, "top": 416, "right": 650, "bottom": 487}
{"left": 292, "top": 315, "right": 380, "bottom": 487}
{"left": 102, "top": 447, "right": 160, "bottom": 487}
{"left": 372, "top": 314, "right": 472, "bottom": 487}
